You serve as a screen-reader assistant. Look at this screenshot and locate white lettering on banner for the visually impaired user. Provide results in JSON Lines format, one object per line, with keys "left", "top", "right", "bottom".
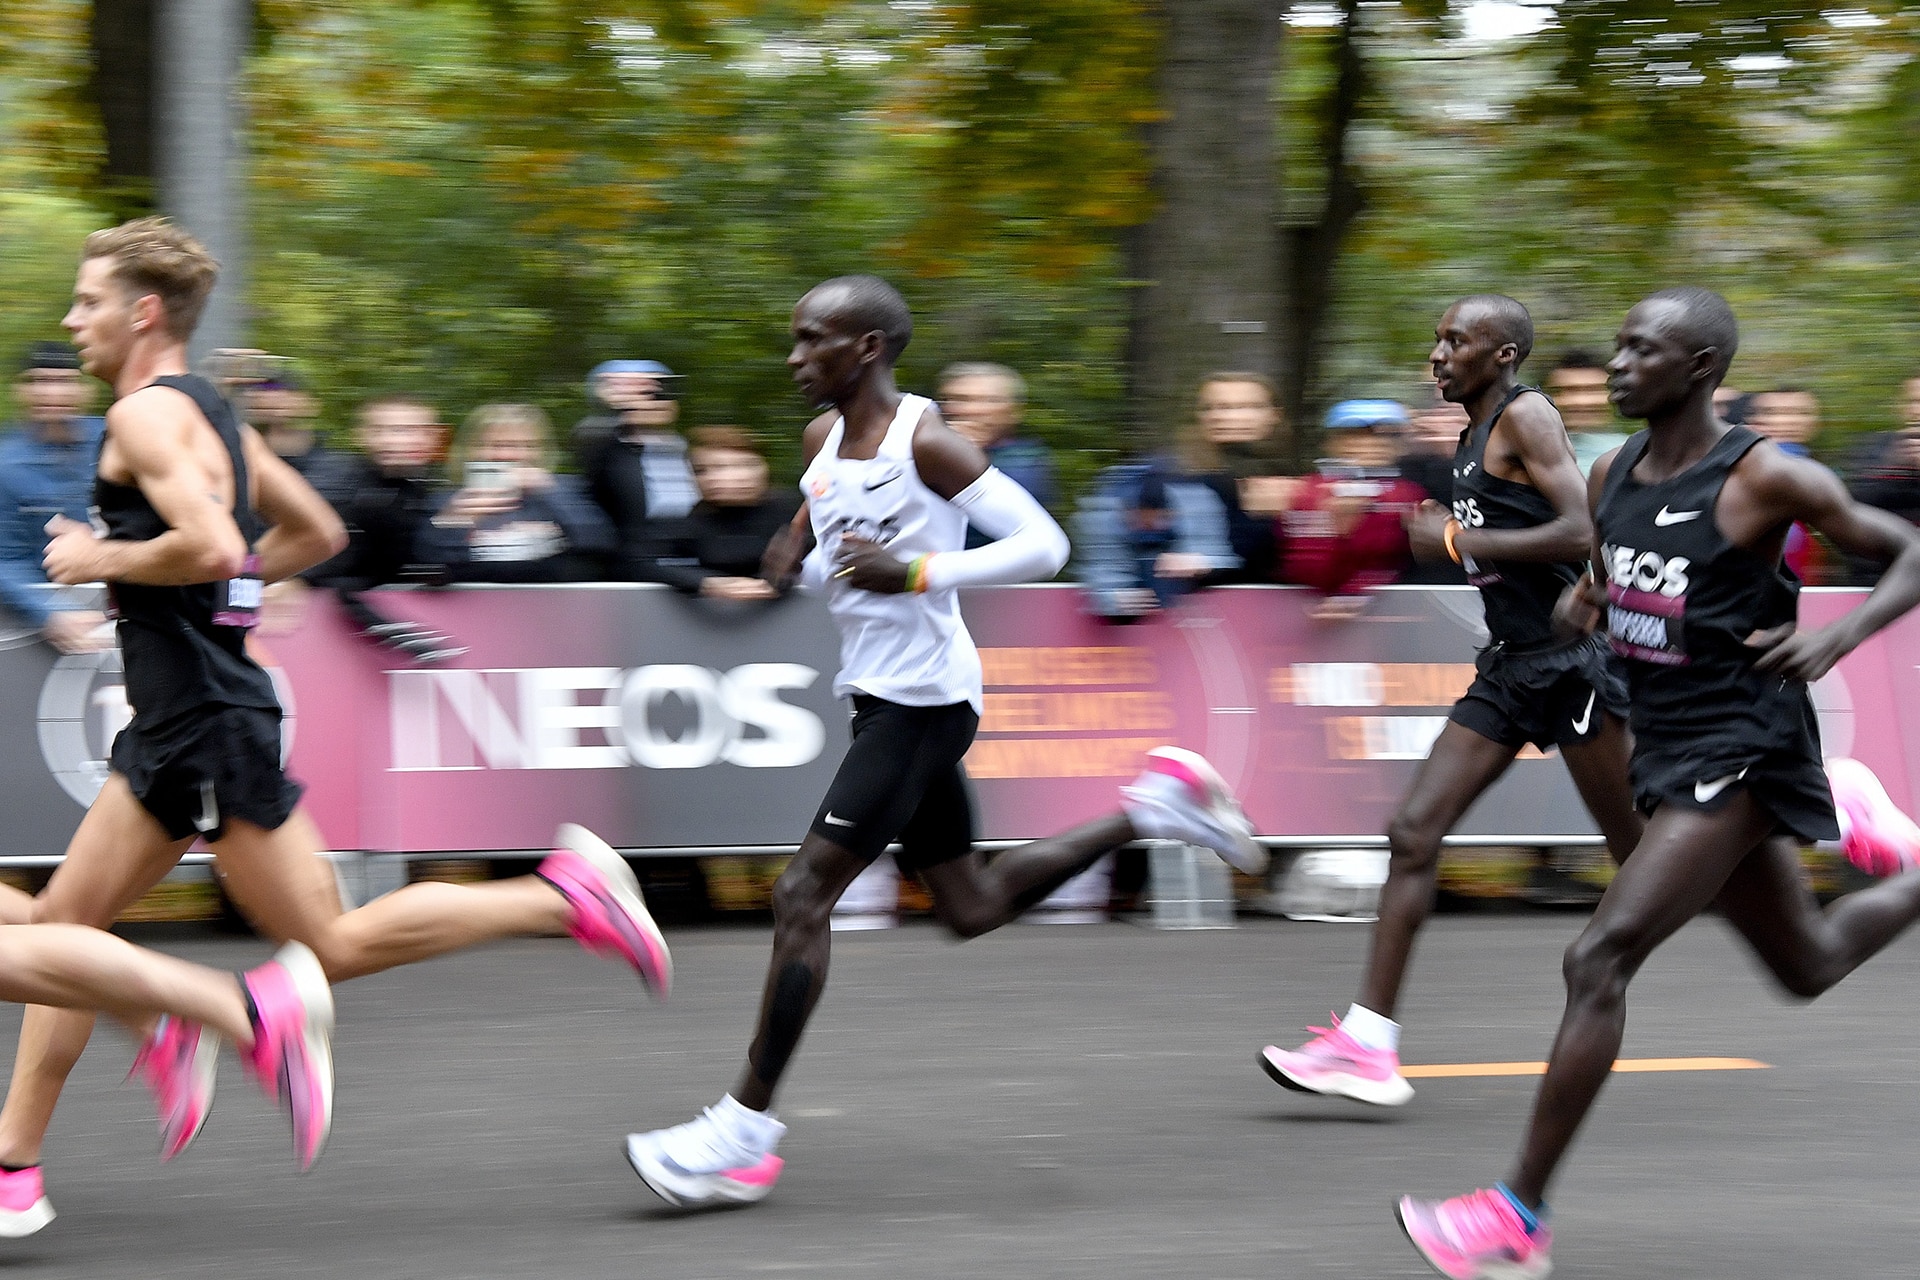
{"left": 389, "top": 664, "right": 824, "bottom": 773}
{"left": 1289, "top": 663, "right": 1385, "bottom": 707}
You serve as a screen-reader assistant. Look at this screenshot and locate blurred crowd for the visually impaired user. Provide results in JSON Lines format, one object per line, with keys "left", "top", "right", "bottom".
{"left": 4, "top": 338, "right": 1919, "bottom": 656}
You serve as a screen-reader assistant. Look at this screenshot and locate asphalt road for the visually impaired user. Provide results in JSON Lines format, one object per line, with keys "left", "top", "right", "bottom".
{"left": 3, "top": 913, "right": 1917, "bottom": 1279}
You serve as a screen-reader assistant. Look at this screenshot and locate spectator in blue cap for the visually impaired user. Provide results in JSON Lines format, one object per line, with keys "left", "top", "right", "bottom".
{"left": 0, "top": 343, "right": 109, "bottom": 652}
{"left": 1273, "top": 397, "right": 1425, "bottom": 618}
{"left": 576, "top": 357, "right": 700, "bottom": 579}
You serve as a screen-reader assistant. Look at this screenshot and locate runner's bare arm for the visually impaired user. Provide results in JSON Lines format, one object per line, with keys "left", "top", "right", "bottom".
{"left": 1552, "top": 446, "right": 1620, "bottom": 640}
{"left": 1449, "top": 393, "right": 1593, "bottom": 565}
{"left": 761, "top": 412, "right": 838, "bottom": 587}
{"left": 243, "top": 427, "right": 348, "bottom": 584}
{"left": 1738, "top": 449, "right": 1920, "bottom": 681}
{"left": 42, "top": 392, "right": 247, "bottom": 587}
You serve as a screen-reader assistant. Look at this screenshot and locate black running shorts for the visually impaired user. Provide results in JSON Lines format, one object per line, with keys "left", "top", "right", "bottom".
{"left": 1629, "top": 738, "right": 1839, "bottom": 843}
{"left": 809, "top": 695, "right": 978, "bottom": 871}
{"left": 111, "top": 705, "right": 304, "bottom": 841}
{"left": 1448, "top": 633, "right": 1630, "bottom": 753}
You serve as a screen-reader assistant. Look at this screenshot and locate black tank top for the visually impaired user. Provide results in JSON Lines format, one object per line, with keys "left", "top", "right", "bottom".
{"left": 94, "top": 374, "right": 280, "bottom": 724}
{"left": 1596, "top": 425, "right": 1804, "bottom": 744}
{"left": 1450, "top": 385, "right": 1581, "bottom": 649}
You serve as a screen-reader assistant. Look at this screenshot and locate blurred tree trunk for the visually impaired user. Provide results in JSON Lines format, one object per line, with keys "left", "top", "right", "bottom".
{"left": 90, "top": 0, "right": 157, "bottom": 218}
{"left": 1128, "top": 0, "right": 1283, "bottom": 448}
{"left": 1279, "top": 0, "right": 1368, "bottom": 454}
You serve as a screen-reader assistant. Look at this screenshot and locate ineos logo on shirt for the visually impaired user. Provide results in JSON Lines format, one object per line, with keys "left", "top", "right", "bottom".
{"left": 1603, "top": 543, "right": 1690, "bottom": 598}
{"left": 1451, "top": 497, "right": 1485, "bottom": 528}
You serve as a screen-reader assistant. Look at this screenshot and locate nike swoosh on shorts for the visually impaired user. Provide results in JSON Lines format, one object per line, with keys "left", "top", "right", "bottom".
{"left": 1694, "top": 768, "right": 1749, "bottom": 803}
{"left": 1570, "top": 690, "right": 1596, "bottom": 736}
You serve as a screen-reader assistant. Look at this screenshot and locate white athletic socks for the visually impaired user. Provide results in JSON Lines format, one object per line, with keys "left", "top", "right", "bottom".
{"left": 715, "top": 1094, "right": 786, "bottom": 1154}
{"left": 1119, "top": 770, "right": 1190, "bottom": 842}
{"left": 1341, "top": 1003, "right": 1400, "bottom": 1053}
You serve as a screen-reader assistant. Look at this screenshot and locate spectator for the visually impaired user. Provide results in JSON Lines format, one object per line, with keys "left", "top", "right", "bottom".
{"left": 420, "top": 403, "right": 614, "bottom": 584}
{"left": 1545, "top": 350, "right": 1626, "bottom": 476}
{"left": 239, "top": 366, "right": 356, "bottom": 505}
{"left": 317, "top": 394, "right": 463, "bottom": 661}
{"left": 1393, "top": 389, "right": 1470, "bottom": 586}
{"left": 1073, "top": 461, "right": 1238, "bottom": 621}
{"left": 938, "top": 362, "right": 1055, "bottom": 547}
{"left": 1714, "top": 384, "right": 1753, "bottom": 426}
{"left": 578, "top": 359, "right": 700, "bottom": 579}
{"left": 643, "top": 426, "right": 800, "bottom": 600}
{"left": 1277, "top": 400, "right": 1427, "bottom": 619}
{"left": 0, "top": 343, "right": 109, "bottom": 653}
{"left": 1183, "top": 372, "right": 1288, "bottom": 582}
{"left": 1841, "top": 377, "right": 1920, "bottom": 583}
{"left": 1749, "top": 386, "right": 1826, "bottom": 582}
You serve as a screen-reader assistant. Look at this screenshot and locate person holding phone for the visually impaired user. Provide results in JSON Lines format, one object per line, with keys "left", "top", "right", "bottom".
{"left": 421, "top": 402, "right": 614, "bottom": 582}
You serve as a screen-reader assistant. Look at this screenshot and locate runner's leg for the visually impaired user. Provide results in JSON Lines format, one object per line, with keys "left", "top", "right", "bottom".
{"left": 0, "top": 777, "right": 193, "bottom": 1167}
{"left": 1559, "top": 713, "right": 1645, "bottom": 866}
{"left": 1359, "top": 722, "right": 1519, "bottom": 1016}
{"left": 210, "top": 810, "right": 571, "bottom": 982}
{"left": 1506, "top": 795, "right": 1778, "bottom": 1206}
{"left": 0, "top": 925, "right": 253, "bottom": 1045}
{"left": 730, "top": 836, "right": 874, "bottom": 1111}
{"left": 1714, "top": 834, "right": 1920, "bottom": 997}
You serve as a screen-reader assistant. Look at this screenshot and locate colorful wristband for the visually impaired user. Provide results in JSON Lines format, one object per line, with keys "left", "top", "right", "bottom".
{"left": 907, "top": 554, "right": 934, "bottom": 593}
{"left": 1443, "top": 518, "right": 1463, "bottom": 565}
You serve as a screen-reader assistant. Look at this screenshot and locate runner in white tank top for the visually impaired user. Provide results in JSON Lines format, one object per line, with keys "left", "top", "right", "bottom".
{"left": 625, "top": 273, "right": 1266, "bottom": 1213}
{"left": 800, "top": 391, "right": 981, "bottom": 710}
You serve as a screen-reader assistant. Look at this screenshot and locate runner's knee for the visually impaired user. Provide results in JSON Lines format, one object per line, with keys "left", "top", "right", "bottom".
{"left": 1562, "top": 924, "right": 1645, "bottom": 1005}
{"left": 770, "top": 864, "right": 836, "bottom": 936}
{"left": 1385, "top": 812, "right": 1443, "bottom": 871}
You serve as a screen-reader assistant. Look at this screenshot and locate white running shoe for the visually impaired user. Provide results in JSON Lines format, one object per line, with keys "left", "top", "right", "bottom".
{"left": 625, "top": 1106, "right": 785, "bottom": 1209}
{"left": 1121, "top": 746, "right": 1268, "bottom": 876}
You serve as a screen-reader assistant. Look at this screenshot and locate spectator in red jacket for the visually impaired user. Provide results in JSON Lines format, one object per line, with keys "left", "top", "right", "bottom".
{"left": 1278, "top": 400, "right": 1426, "bottom": 619}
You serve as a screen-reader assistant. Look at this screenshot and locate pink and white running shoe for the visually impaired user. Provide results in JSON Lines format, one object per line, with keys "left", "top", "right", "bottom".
{"left": 625, "top": 1108, "right": 785, "bottom": 1209}
{"left": 540, "top": 823, "right": 672, "bottom": 999}
{"left": 240, "top": 942, "right": 335, "bottom": 1171}
{"left": 129, "top": 1014, "right": 219, "bottom": 1161}
{"left": 0, "top": 1166, "right": 53, "bottom": 1238}
{"left": 1828, "top": 757, "right": 1920, "bottom": 877}
{"left": 1121, "top": 746, "right": 1268, "bottom": 876}
{"left": 1398, "top": 1186, "right": 1553, "bottom": 1280}
{"left": 1260, "top": 1015, "right": 1413, "bottom": 1106}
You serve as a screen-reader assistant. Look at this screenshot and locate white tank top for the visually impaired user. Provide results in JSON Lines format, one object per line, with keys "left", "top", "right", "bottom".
{"left": 799, "top": 393, "right": 982, "bottom": 711}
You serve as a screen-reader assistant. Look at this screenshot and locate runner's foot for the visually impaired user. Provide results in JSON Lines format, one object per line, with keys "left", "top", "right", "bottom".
{"left": 1828, "top": 757, "right": 1920, "bottom": 877}
{"left": 1397, "top": 1186, "right": 1553, "bottom": 1280}
{"left": 625, "top": 1106, "right": 785, "bottom": 1209}
{"left": 129, "top": 1014, "right": 219, "bottom": 1160}
{"left": 540, "top": 824, "right": 673, "bottom": 998}
{"left": 1121, "top": 746, "right": 1268, "bottom": 875}
{"left": 1260, "top": 1015, "right": 1414, "bottom": 1106}
{"left": 240, "top": 942, "right": 335, "bottom": 1171}
{"left": 0, "top": 1166, "right": 53, "bottom": 1238}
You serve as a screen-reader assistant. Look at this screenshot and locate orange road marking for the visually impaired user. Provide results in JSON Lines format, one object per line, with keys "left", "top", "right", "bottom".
{"left": 1402, "top": 1057, "right": 1769, "bottom": 1079}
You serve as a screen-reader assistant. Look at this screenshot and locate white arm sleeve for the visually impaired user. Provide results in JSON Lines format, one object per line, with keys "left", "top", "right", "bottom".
{"left": 924, "top": 467, "right": 1070, "bottom": 591}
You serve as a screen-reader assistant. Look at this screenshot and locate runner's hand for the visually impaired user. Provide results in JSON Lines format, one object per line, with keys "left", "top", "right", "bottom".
{"left": 1749, "top": 622, "right": 1849, "bottom": 682}
{"left": 1552, "top": 572, "right": 1605, "bottom": 640}
{"left": 1407, "top": 500, "right": 1453, "bottom": 564}
{"left": 41, "top": 515, "right": 102, "bottom": 585}
{"left": 833, "top": 534, "right": 909, "bottom": 594}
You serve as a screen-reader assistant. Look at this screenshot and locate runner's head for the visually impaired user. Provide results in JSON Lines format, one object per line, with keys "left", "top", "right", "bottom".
{"left": 66, "top": 218, "right": 218, "bottom": 381}
{"left": 1607, "top": 287, "right": 1738, "bottom": 422}
{"left": 1429, "top": 295, "right": 1533, "bottom": 406}
{"left": 789, "top": 275, "right": 912, "bottom": 408}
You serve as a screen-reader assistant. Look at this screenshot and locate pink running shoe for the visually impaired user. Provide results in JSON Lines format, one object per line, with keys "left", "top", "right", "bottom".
{"left": 129, "top": 1014, "right": 219, "bottom": 1161}
{"left": 1397, "top": 1186, "right": 1552, "bottom": 1280}
{"left": 1121, "top": 746, "right": 1268, "bottom": 876}
{"left": 1260, "top": 1015, "right": 1413, "bottom": 1106}
{"left": 0, "top": 1166, "right": 53, "bottom": 1238}
{"left": 540, "top": 823, "right": 672, "bottom": 999}
{"left": 1828, "top": 758, "right": 1920, "bottom": 877}
{"left": 240, "top": 942, "right": 335, "bottom": 1171}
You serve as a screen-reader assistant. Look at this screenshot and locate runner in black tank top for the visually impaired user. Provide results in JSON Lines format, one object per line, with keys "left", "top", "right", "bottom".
{"left": 1401, "top": 287, "right": 1920, "bottom": 1279}
{"left": 7, "top": 219, "right": 676, "bottom": 1233}
{"left": 1263, "top": 295, "right": 1643, "bottom": 1110}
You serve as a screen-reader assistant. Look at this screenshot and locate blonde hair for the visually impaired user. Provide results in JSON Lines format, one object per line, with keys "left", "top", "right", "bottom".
{"left": 81, "top": 217, "right": 220, "bottom": 340}
{"left": 1181, "top": 371, "right": 1281, "bottom": 473}
{"left": 455, "top": 402, "right": 554, "bottom": 477}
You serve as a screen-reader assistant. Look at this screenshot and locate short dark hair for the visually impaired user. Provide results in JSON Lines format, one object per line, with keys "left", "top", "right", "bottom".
{"left": 810, "top": 275, "right": 912, "bottom": 363}
{"left": 1453, "top": 294, "right": 1534, "bottom": 367}
{"left": 19, "top": 341, "right": 79, "bottom": 374}
{"left": 688, "top": 425, "right": 762, "bottom": 457}
{"left": 1642, "top": 286, "right": 1739, "bottom": 382}
{"left": 1552, "top": 349, "right": 1606, "bottom": 373}
{"left": 358, "top": 393, "right": 438, "bottom": 423}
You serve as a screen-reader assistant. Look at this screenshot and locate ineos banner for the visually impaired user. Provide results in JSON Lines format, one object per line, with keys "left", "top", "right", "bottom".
{"left": 1, "top": 584, "right": 1903, "bottom": 856}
